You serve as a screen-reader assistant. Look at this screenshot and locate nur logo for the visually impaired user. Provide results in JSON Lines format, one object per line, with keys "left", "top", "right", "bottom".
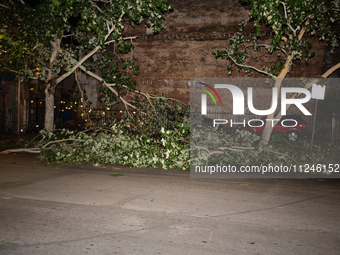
{"left": 196, "top": 82, "right": 223, "bottom": 114}
{"left": 197, "top": 83, "right": 326, "bottom": 116}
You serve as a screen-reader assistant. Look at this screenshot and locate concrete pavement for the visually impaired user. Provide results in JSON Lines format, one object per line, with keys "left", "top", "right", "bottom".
{"left": 0, "top": 153, "right": 339, "bottom": 254}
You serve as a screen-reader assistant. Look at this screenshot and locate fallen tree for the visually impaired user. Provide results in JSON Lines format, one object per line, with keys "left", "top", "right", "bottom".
{"left": 214, "top": 0, "right": 340, "bottom": 144}
{"left": 0, "top": 0, "right": 173, "bottom": 130}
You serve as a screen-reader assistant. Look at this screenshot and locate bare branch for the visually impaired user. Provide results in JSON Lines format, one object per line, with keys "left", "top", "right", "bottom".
{"left": 50, "top": 38, "right": 61, "bottom": 66}
{"left": 78, "top": 65, "right": 137, "bottom": 110}
{"left": 104, "top": 15, "right": 122, "bottom": 41}
{"left": 219, "top": 147, "right": 247, "bottom": 152}
{"left": 32, "top": 42, "right": 40, "bottom": 51}
{"left": 4, "top": 68, "right": 20, "bottom": 74}
{"left": 91, "top": 2, "right": 105, "bottom": 14}
{"left": 147, "top": 95, "right": 187, "bottom": 106}
{"left": 104, "top": 40, "right": 116, "bottom": 45}
{"left": 275, "top": 61, "right": 340, "bottom": 119}
{"left": 56, "top": 14, "right": 119, "bottom": 84}
{"left": 56, "top": 46, "right": 100, "bottom": 84}
{"left": 288, "top": 24, "right": 297, "bottom": 36}
{"left": 191, "top": 146, "right": 210, "bottom": 153}
{"left": 0, "top": 3, "right": 10, "bottom": 8}
{"left": 227, "top": 53, "right": 277, "bottom": 78}
{"left": 321, "top": 61, "right": 340, "bottom": 78}
{"left": 74, "top": 70, "right": 84, "bottom": 101}
{"left": 42, "top": 139, "right": 84, "bottom": 149}
{"left": 105, "top": 36, "right": 138, "bottom": 45}
{"left": 281, "top": 2, "right": 287, "bottom": 19}
{"left": 106, "top": 20, "right": 110, "bottom": 33}
{"left": 231, "top": 146, "right": 255, "bottom": 150}
{"left": 62, "top": 34, "right": 73, "bottom": 38}
{"left": 77, "top": 64, "right": 157, "bottom": 110}
{"left": 244, "top": 44, "right": 287, "bottom": 55}
{"left": 0, "top": 148, "right": 40, "bottom": 154}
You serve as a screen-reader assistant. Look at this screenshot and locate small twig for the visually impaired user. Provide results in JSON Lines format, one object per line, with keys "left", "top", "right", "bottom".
{"left": 227, "top": 54, "right": 277, "bottom": 78}
{"left": 105, "top": 36, "right": 138, "bottom": 45}
{"left": 62, "top": 34, "right": 73, "bottom": 38}
{"left": 42, "top": 139, "right": 84, "bottom": 149}
{"left": 192, "top": 145, "right": 210, "bottom": 153}
{"left": 0, "top": 148, "right": 40, "bottom": 154}
{"left": 78, "top": 65, "right": 137, "bottom": 110}
{"left": 25, "top": 133, "right": 42, "bottom": 148}
{"left": 0, "top": 3, "right": 11, "bottom": 8}
{"left": 231, "top": 146, "right": 255, "bottom": 150}
{"left": 209, "top": 151, "right": 225, "bottom": 156}
{"left": 219, "top": 147, "right": 245, "bottom": 152}
{"left": 74, "top": 128, "right": 94, "bottom": 138}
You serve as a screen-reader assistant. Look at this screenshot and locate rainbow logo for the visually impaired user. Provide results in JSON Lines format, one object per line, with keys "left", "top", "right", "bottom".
{"left": 196, "top": 82, "right": 223, "bottom": 106}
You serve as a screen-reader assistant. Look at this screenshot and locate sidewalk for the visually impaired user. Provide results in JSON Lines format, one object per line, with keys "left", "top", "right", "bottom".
{"left": 0, "top": 153, "right": 339, "bottom": 254}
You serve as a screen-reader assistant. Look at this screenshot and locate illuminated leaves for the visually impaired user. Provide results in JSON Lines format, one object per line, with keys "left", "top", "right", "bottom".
{"left": 0, "top": 0, "right": 172, "bottom": 94}
{"left": 215, "top": 0, "right": 340, "bottom": 77}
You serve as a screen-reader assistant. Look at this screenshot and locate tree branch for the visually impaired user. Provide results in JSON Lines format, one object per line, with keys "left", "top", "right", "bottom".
{"left": 74, "top": 69, "right": 93, "bottom": 122}
{"left": 321, "top": 61, "right": 340, "bottom": 78}
{"left": 147, "top": 95, "right": 187, "bottom": 106}
{"left": 56, "top": 18, "right": 118, "bottom": 84}
{"left": 62, "top": 34, "right": 73, "bottom": 38}
{"left": 105, "top": 36, "right": 138, "bottom": 45}
{"left": 228, "top": 54, "right": 277, "bottom": 78}
{"left": 78, "top": 65, "right": 137, "bottom": 110}
{"left": 42, "top": 139, "right": 84, "bottom": 149}
{"left": 0, "top": 3, "right": 10, "bottom": 8}
{"left": 0, "top": 148, "right": 40, "bottom": 154}
{"left": 274, "top": 61, "right": 340, "bottom": 119}
{"left": 50, "top": 38, "right": 61, "bottom": 65}
{"left": 56, "top": 46, "right": 100, "bottom": 84}
{"left": 244, "top": 44, "right": 287, "bottom": 55}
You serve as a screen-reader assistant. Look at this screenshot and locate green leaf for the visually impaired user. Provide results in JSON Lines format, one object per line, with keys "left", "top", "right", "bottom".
{"left": 110, "top": 173, "right": 124, "bottom": 177}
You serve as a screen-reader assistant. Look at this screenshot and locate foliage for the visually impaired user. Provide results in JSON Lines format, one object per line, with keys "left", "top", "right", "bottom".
{"left": 0, "top": 0, "right": 172, "bottom": 81}
{"left": 38, "top": 99, "right": 190, "bottom": 170}
{"left": 121, "top": 95, "right": 190, "bottom": 138}
{"left": 0, "top": 0, "right": 173, "bottom": 130}
{"left": 213, "top": 0, "right": 340, "bottom": 78}
{"left": 98, "top": 86, "right": 120, "bottom": 108}
{"left": 190, "top": 126, "right": 330, "bottom": 168}
{"left": 213, "top": 0, "right": 340, "bottom": 144}
{"left": 35, "top": 103, "right": 335, "bottom": 173}
{"left": 39, "top": 123, "right": 190, "bottom": 170}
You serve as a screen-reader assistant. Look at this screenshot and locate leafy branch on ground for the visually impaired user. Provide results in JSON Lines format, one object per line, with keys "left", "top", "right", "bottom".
{"left": 190, "top": 126, "right": 329, "bottom": 167}
{"left": 21, "top": 105, "right": 336, "bottom": 172}
{"left": 38, "top": 122, "right": 190, "bottom": 170}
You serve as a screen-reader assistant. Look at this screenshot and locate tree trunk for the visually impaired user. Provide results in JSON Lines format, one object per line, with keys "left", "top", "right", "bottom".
{"left": 261, "top": 112, "right": 275, "bottom": 143}
{"left": 260, "top": 78, "right": 286, "bottom": 144}
{"left": 44, "top": 81, "right": 57, "bottom": 131}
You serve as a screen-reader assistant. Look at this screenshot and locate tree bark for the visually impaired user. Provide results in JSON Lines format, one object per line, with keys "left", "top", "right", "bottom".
{"left": 260, "top": 59, "right": 292, "bottom": 144}
{"left": 44, "top": 80, "right": 57, "bottom": 132}
{"left": 260, "top": 25, "right": 309, "bottom": 144}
